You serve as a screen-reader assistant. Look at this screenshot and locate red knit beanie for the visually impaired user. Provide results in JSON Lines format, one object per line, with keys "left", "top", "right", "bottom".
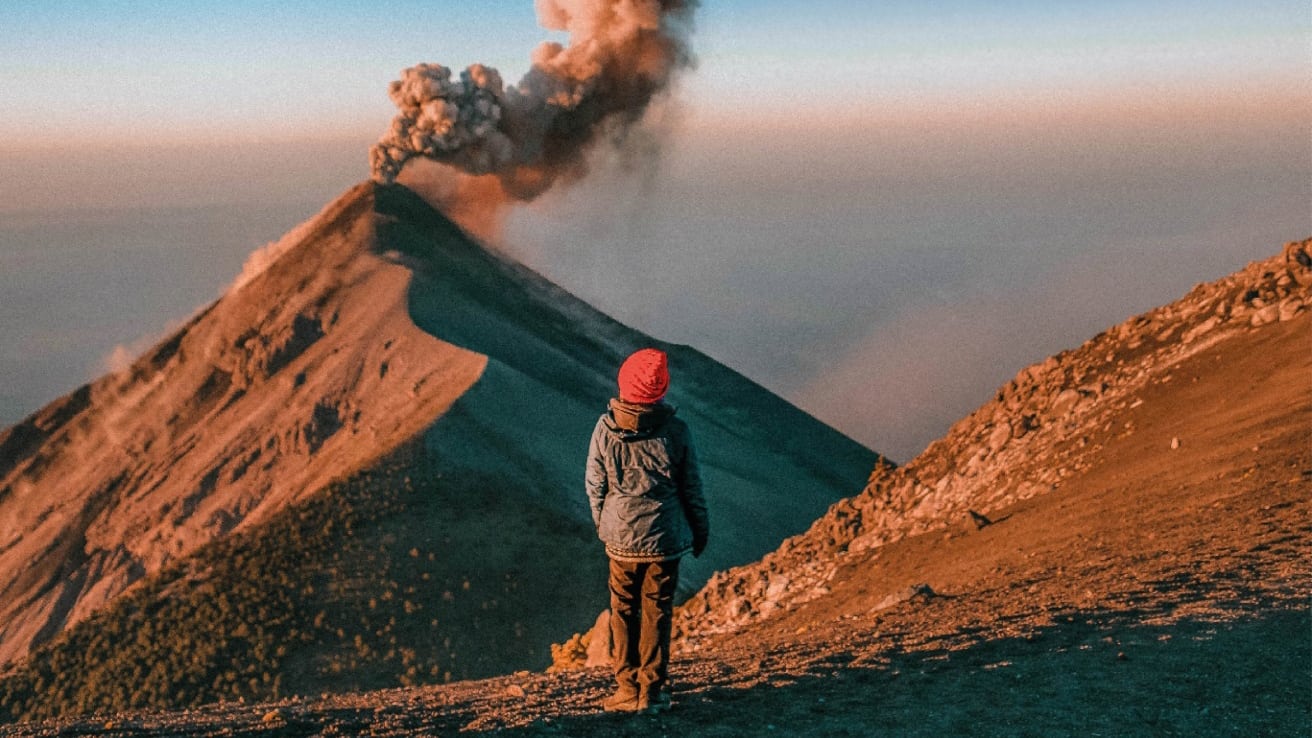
{"left": 618, "top": 348, "right": 669, "bottom": 404}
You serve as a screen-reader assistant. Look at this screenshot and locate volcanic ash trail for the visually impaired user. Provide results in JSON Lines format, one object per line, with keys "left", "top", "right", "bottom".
{"left": 369, "top": 0, "right": 696, "bottom": 203}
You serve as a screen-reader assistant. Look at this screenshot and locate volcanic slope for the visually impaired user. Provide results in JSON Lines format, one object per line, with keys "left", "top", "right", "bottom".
{"left": 12, "top": 239, "right": 1306, "bottom": 736}
{"left": 673, "top": 239, "right": 1311, "bottom": 644}
{"left": 0, "top": 182, "right": 877, "bottom": 722}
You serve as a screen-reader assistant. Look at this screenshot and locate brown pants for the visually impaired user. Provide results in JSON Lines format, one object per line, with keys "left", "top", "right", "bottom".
{"left": 608, "top": 556, "right": 680, "bottom": 697}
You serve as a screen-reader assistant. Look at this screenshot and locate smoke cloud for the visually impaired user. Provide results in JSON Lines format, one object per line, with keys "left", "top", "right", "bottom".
{"left": 369, "top": 0, "right": 696, "bottom": 213}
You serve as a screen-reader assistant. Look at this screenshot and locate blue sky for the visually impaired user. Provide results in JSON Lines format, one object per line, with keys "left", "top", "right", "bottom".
{"left": 1, "top": 1, "right": 1305, "bottom": 145}
{"left": 1, "top": 0, "right": 559, "bottom": 143}
{"left": 0, "top": 1, "right": 1308, "bottom": 459}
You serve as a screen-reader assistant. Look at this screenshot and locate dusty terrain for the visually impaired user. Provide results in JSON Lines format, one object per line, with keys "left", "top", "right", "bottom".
{"left": 664, "top": 241, "right": 1311, "bottom": 647}
{"left": 5, "top": 246, "right": 1307, "bottom": 735}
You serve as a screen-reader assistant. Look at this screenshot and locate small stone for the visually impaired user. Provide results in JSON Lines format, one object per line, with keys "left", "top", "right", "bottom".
{"left": 730, "top": 597, "right": 753, "bottom": 619}
{"left": 1250, "top": 304, "right": 1280, "bottom": 326}
{"left": 1182, "top": 316, "right": 1220, "bottom": 343}
{"left": 585, "top": 610, "right": 611, "bottom": 667}
{"left": 873, "top": 583, "right": 937, "bottom": 611}
{"left": 987, "top": 423, "right": 1013, "bottom": 453}
{"left": 1117, "top": 651, "right": 1128, "bottom": 661}
{"left": 262, "top": 709, "right": 285, "bottom": 724}
{"left": 1288, "top": 241, "right": 1312, "bottom": 271}
{"left": 1278, "top": 297, "right": 1304, "bottom": 322}
{"left": 1170, "top": 437, "right": 1180, "bottom": 450}
{"left": 1050, "top": 389, "right": 1082, "bottom": 417}
{"left": 505, "top": 684, "right": 527, "bottom": 698}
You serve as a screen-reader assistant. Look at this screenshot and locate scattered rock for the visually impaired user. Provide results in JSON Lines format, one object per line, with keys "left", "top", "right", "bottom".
{"left": 1286, "top": 240, "right": 1312, "bottom": 284}
{"left": 261, "top": 709, "right": 285, "bottom": 724}
{"left": 505, "top": 684, "right": 526, "bottom": 698}
{"left": 1250, "top": 305, "right": 1280, "bottom": 327}
{"left": 1181, "top": 316, "right": 1220, "bottom": 344}
{"left": 873, "top": 583, "right": 938, "bottom": 612}
{"left": 765, "top": 575, "right": 791, "bottom": 602}
{"left": 734, "top": 593, "right": 755, "bottom": 617}
{"left": 1278, "top": 297, "right": 1304, "bottom": 322}
{"left": 1050, "top": 390, "right": 1082, "bottom": 418}
{"left": 987, "top": 423, "right": 1012, "bottom": 454}
{"left": 585, "top": 610, "right": 611, "bottom": 668}
{"left": 1171, "top": 437, "right": 1180, "bottom": 450}
{"left": 848, "top": 531, "right": 884, "bottom": 554}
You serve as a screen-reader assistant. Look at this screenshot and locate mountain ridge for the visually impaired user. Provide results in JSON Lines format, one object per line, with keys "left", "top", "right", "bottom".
{"left": 0, "top": 182, "right": 877, "bottom": 719}
{"left": 669, "top": 238, "right": 1311, "bottom": 644}
{"left": 0, "top": 182, "right": 491, "bottom": 669}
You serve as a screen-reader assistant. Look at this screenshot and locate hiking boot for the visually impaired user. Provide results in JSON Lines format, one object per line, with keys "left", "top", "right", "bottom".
{"left": 602, "top": 689, "right": 641, "bottom": 713}
{"left": 638, "top": 690, "right": 672, "bottom": 714}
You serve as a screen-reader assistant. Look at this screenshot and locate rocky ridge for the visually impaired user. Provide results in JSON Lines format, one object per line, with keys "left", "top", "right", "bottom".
{"left": 664, "top": 238, "right": 1311, "bottom": 646}
{"left": 0, "top": 184, "right": 491, "bottom": 668}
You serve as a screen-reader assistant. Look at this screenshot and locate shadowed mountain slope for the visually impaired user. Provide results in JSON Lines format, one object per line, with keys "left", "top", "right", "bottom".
{"left": 0, "top": 182, "right": 877, "bottom": 721}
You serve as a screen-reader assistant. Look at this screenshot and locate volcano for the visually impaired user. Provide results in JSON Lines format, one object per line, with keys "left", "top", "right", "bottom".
{"left": 0, "top": 182, "right": 878, "bottom": 718}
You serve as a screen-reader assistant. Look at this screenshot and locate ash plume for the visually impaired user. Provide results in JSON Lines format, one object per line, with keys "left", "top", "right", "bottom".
{"left": 369, "top": 0, "right": 696, "bottom": 207}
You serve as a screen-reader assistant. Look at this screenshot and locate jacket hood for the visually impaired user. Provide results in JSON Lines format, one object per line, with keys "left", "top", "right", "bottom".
{"left": 606, "top": 398, "right": 676, "bottom": 436}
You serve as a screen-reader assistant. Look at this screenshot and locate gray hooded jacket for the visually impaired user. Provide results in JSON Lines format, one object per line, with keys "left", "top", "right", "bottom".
{"left": 585, "top": 398, "right": 708, "bottom": 561}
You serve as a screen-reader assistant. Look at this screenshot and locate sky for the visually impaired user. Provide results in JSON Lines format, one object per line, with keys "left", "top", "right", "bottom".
{"left": 1, "top": 0, "right": 1309, "bottom": 461}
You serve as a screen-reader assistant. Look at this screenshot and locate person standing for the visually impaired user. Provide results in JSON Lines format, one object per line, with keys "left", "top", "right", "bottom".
{"left": 585, "top": 348, "right": 709, "bottom": 714}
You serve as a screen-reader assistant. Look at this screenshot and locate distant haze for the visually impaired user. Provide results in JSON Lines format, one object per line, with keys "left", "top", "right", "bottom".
{"left": 504, "top": 89, "right": 1312, "bottom": 460}
{"left": 2, "top": 83, "right": 1307, "bottom": 461}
